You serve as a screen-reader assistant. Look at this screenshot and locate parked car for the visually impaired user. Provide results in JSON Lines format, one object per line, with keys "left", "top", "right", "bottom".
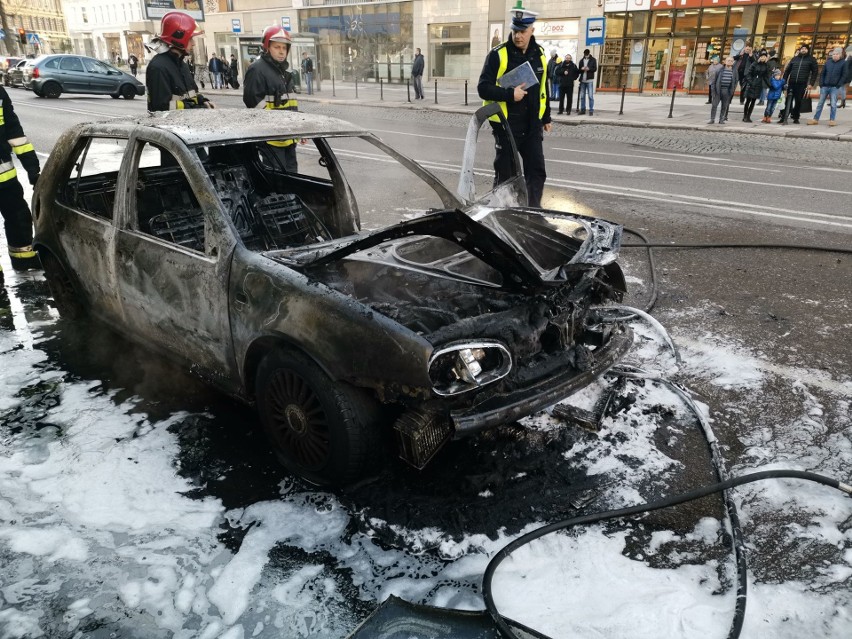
{"left": 4, "top": 59, "right": 30, "bottom": 88}
{"left": 24, "top": 54, "right": 145, "bottom": 99}
{"left": 0, "top": 56, "right": 23, "bottom": 86}
{"left": 32, "top": 106, "right": 631, "bottom": 485}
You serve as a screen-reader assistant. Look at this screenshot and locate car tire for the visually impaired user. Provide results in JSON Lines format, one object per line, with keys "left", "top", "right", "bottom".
{"left": 32, "top": 88, "right": 43, "bottom": 98}
{"left": 120, "top": 84, "right": 136, "bottom": 99}
{"left": 42, "top": 82, "right": 61, "bottom": 99}
{"left": 110, "top": 93, "right": 120, "bottom": 99}
{"left": 255, "top": 347, "right": 382, "bottom": 486}
{"left": 39, "top": 251, "right": 86, "bottom": 320}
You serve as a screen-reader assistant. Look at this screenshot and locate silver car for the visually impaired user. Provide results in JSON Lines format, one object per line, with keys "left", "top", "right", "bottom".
{"left": 26, "top": 54, "right": 145, "bottom": 99}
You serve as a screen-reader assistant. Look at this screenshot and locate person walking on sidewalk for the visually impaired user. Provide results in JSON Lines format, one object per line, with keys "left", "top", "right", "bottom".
{"left": 705, "top": 56, "right": 722, "bottom": 104}
{"left": 556, "top": 54, "right": 579, "bottom": 115}
{"left": 229, "top": 54, "right": 239, "bottom": 89}
{"left": 411, "top": 48, "right": 425, "bottom": 99}
{"left": 208, "top": 53, "right": 225, "bottom": 89}
{"left": 0, "top": 85, "right": 41, "bottom": 277}
{"left": 734, "top": 44, "right": 755, "bottom": 105}
{"left": 709, "top": 56, "right": 736, "bottom": 124}
{"left": 547, "top": 51, "right": 559, "bottom": 101}
{"left": 808, "top": 47, "right": 847, "bottom": 127}
{"left": 128, "top": 53, "right": 139, "bottom": 77}
{"left": 477, "top": 3, "right": 551, "bottom": 208}
{"left": 782, "top": 44, "right": 818, "bottom": 124}
{"left": 762, "top": 69, "right": 785, "bottom": 122}
{"left": 742, "top": 51, "right": 770, "bottom": 122}
{"left": 300, "top": 52, "right": 314, "bottom": 95}
{"left": 578, "top": 49, "right": 597, "bottom": 115}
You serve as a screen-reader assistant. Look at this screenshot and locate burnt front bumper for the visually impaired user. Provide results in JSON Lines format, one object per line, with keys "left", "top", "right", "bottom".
{"left": 450, "top": 323, "right": 633, "bottom": 436}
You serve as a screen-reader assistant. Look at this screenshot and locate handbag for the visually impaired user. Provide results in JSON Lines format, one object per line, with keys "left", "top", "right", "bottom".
{"left": 799, "top": 95, "right": 812, "bottom": 113}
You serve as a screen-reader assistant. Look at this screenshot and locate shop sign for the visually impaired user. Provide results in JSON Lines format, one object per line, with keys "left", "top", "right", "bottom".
{"left": 537, "top": 20, "right": 580, "bottom": 37}
{"left": 144, "top": 1, "right": 204, "bottom": 22}
{"left": 604, "top": 0, "right": 651, "bottom": 11}
{"left": 647, "top": 0, "right": 791, "bottom": 9}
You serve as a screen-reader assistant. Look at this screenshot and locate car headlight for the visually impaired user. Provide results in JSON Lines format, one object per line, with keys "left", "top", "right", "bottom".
{"left": 428, "top": 340, "right": 512, "bottom": 396}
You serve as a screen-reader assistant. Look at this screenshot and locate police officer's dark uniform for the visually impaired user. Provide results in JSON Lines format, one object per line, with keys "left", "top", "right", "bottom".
{"left": 0, "top": 85, "right": 40, "bottom": 277}
{"left": 145, "top": 11, "right": 211, "bottom": 112}
{"left": 242, "top": 26, "right": 300, "bottom": 173}
{"left": 477, "top": 5, "right": 550, "bottom": 208}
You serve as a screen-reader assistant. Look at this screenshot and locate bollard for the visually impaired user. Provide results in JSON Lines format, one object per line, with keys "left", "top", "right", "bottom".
{"left": 576, "top": 87, "right": 581, "bottom": 113}
{"left": 332, "top": 74, "right": 335, "bottom": 97}
{"left": 434, "top": 79, "right": 438, "bottom": 104}
{"left": 667, "top": 87, "right": 677, "bottom": 118}
{"left": 464, "top": 80, "right": 468, "bottom": 106}
{"left": 380, "top": 78, "right": 383, "bottom": 101}
{"left": 407, "top": 79, "right": 411, "bottom": 103}
{"left": 355, "top": 76, "right": 359, "bottom": 99}
{"left": 619, "top": 86, "right": 626, "bottom": 115}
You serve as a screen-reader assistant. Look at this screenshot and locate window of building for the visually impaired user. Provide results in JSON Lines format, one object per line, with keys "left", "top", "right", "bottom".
{"left": 674, "top": 9, "right": 700, "bottom": 36}
{"left": 428, "top": 23, "right": 471, "bottom": 79}
{"left": 699, "top": 8, "right": 726, "bottom": 34}
{"left": 626, "top": 12, "right": 649, "bottom": 36}
{"left": 817, "top": 3, "right": 852, "bottom": 33}
{"left": 606, "top": 13, "right": 626, "bottom": 38}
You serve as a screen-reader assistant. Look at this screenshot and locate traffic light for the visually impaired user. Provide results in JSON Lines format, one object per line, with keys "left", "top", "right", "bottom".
{"left": 18, "top": 28, "right": 26, "bottom": 45}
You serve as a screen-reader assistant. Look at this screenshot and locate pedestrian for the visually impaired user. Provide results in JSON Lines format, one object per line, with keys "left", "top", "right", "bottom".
{"left": 208, "top": 53, "right": 224, "bottom": 89}
{"left": 0, "top": 85, "right": 41, "bottom": 277}
{"left": 782, "top": 44, "right": 818, "bottom": 124}
{"left": 808, "top": 47, "right": 847, "bottom": 127}
{"left": 762, "top": 69, "right": 785, "bottom": 122}
{"left": 477, "top": 3, "right": 551, "bottom": 208}
{"left": 705, "top": 56, "right": 722, "bottom": 105}
{"left": 577, "top": 48, "right": 597, "bottom": 115}
{"left": 761, "top": 48, "right": 779, "bottom": 105}
{"left": 300, "top": 51, "right": 314, "bottom": 95}
{"left": 709, "top": 56, "right": 736, "bottom": 125}
{"left": 734, "top": 44, "right": 754, "bottom": 105}
{"left": 556, "top": 53, "right": 578, "bottom": 115}
{"left": 128, "top": 53, "right": 139, "bottom": 77}
{"left": 243, "top": 26, "right": 300, "bottom": 173}
{"left": 411, "top": 47, "right": 425, "bottom": 99}
{"left": 547, "top": 51, "right": 559, "bottom": 101}
{"left": 755, "top": 48, "right": 769, "bottom": 105}
{"left": 844, "top": 47, "right": 852, "bottom": 108}
{"left": 742, "top": 50, "right": 770, "bottom": 122}
{"left": 145, "top": 12, "right": 212, "bottom": 111}
{"left": 229, "top": 54, "right": 239, "bottom": 88}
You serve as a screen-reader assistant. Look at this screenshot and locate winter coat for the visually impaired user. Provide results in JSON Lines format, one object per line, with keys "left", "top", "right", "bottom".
{"left": 819, "top": 57, "right": 847, "bottom": 88}
{"left": 845, "top": 57, "right": 852, "bottom": 85}
{"left": 208, "top": 57, "right": 224, "bottom": 74}
{"left": 744, "top": 61, "right": 770, "bottom": 99}
{"left": 578, "top": 55, "right": 596, "bottom": 82}
{"left": 767, "top": 77, "right": 785, "bottom": 101}
{"left": 243, "top": 55, "right": 297, "bottom": 110}
{"left": 705, "top": 61, "right": 723, "bottom": 85}
{"left": 784, "top": 54, "right": 818, "bottom": 86}
{"left": 146, "top": 50, "right": 202, "bottom": 111}
{"left": 555, "top": 60, "right": 579, "bottom": 87}
{"left": 712, "top": 67, "right": 736, "bottom": 98}
{"left": 411, "top": 53, "right": 424, "bottom": 77}
{"left": 734, "top": 52, "right": 754, "bottom": 80}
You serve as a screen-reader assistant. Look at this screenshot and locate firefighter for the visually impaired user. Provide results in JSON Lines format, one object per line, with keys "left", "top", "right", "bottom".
{"left": 477, "top": 4, "right": 551, "bottom": 208}
{"left": 145, "top": 11, "right": 213, "bottom": 112}
{"left": 243, "top": 26, "right": 300, "bottom": 173}
{"left": 0, "top": 85, "right": 40, "bottom": 278}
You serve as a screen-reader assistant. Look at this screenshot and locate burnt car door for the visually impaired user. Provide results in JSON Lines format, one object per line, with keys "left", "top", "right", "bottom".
{"left": 113, "top": 130, "right": 238, "bottom": 387}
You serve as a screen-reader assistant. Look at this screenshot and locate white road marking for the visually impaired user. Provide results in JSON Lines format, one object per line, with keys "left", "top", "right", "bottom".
{"left": 548, "top": 159, "right": 650, "bottom": 173}
{"left": 552, "top": 147, "right": 781, "bottom": 172}
{"left": 657, "top": 170, "right": 852, "bottom": 195}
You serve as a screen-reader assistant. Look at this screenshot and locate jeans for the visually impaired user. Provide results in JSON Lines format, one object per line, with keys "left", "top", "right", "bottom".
{"left": 552, "top": 84, "right": 560, "bottom": 100}
{"left": 211, "top": 72, "right": 223, "bottom": 89}
{"left": 303, "top": 71, "right": 313, "bottom": 94}
{"left": 764, "top": 98, "right": 779, "bottom": 117}
{"left": 813, "top": 86, "right": 839, "bottom": 121}
{"left": 413, "top": 74, "right": 423, "bottom": 99}
{"left": 579, "top": 81, "right": 594, "bottom": 111}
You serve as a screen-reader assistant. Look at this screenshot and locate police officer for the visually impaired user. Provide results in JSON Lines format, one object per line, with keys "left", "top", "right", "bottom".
{"left": 0, "top": 85, "right": 40, "bottom": 278}
{"left": 243, "top": 26, "right": 300, "bottom": 173}
{"left": 477, "top": 4, "right": 551, "bottom": 208}
{"left": 145, "top": 11, "right": 213, "bottom": 112}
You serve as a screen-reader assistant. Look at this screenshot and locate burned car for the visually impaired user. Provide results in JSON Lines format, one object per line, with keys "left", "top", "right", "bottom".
{"left": 32, "top": 107, "right": 631, "bottom": 485}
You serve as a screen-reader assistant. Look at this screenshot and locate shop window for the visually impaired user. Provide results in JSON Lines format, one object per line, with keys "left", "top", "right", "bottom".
{"left": 817, "top": 4, "right": 852, "bottom": 33}
{"left": 785, "top": 3, "right": 820, "bottom": 34}
{"left": 627, "top": 12, "right": 648, "bottom": 36}
{"left": 607, "top": 13, "right": 626, "bottom": 38}
{"left": 428, "top": 23, "right": 471, "bottom": 79}
{"left": 651, "top": 12, "right": 673, "bottom": 36}
{"left": 699, "top": 8, "right": 726, "bottom": 34}
{"left": 674, "top": 10, "right": 699, "bottom": 36}
{"left": 726, "top": 6, "right": 758, "bottom": 39}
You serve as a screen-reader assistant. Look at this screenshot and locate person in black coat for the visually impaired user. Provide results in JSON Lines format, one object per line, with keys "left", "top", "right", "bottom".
{"left": 733, "top": 45, "right": 754, "bottom": 104}
{"left": 742, "top": 52, "right": 770, "bottom": 122}
{"left": 555, "top": 54, "right": 579, "bottom": 115}
{"left": 411, "top": 48, "right": 425, "bottom": 99}
{"left": 782, "top": 44, "right": 819, "bottom": 124}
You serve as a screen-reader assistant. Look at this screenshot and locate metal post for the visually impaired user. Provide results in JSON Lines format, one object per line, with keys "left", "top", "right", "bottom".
{"left": 434, "top": 79, "right": 438, "bottom": 104}
{"left": 619, "top": 86, "right": 626, "bottom": 116}
{"left": 667, "top": 87, "right": 677, "bottom": 118}
{"left": 407, "top": 79, "right": 411, "bottom": 103}
{"left": 464, "top": 80, "right": 468, "bottom": 106}
{"left": 355, "top": 75, "right": 358, "bottom": 99}
{"left": 576, "top": 85, "right": 581, "bottom": 113}
{"left": 332, "top": 74, "right": 335, "bottom": 97}
{"left": 380, "top": 78, "right": 383, "bottom": 101}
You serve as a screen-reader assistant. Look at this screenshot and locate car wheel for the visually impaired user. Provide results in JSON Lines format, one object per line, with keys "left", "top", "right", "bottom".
{"left": 39, "top": 251, "right": 86, "bottom": 320}
{"left": 120, "top": 84, "right": 136, "bottom": 99}
{"left": 42, "top": 82, "right": 61, "bottom": 99}
{"left": 255, "top": 347, "right": 382, "bottom": 486}
{"left": 32, "top": 88, "right": 43, "bottom": 98}
{"left": 110, "top": 93, "right": 120, "bottom": 99}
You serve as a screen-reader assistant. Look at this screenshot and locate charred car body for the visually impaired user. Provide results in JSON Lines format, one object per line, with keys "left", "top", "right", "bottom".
{"left": 32, "top": 106, "right": 631, "bottom": 485}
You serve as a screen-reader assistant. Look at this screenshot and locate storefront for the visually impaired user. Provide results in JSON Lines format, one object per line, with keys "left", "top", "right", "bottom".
{"left": 601, "top": 0, "right": 852, "bottom": 93}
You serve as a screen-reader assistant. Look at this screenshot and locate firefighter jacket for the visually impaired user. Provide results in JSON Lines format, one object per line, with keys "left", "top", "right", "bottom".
{"left": 0, "top": 86, "right": 39, "bottom": 188}
{"left": 243, "top": 55, "right": 299, "bottom": 148}
{"left": 146, "top": 51, "right": 209, "bottom": 112}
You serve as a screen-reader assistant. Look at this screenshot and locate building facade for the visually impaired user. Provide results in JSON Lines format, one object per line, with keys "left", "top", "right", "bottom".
{"left": 601, "top": 0, "right": 852, "bottom": 93}
{"left": 0, "top": 0, "right": 70, "bottom": 57}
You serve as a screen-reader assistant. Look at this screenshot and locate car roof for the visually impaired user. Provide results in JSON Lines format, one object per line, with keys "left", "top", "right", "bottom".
{"left": 79, "top": 109, "right": 371, "bottom": 146}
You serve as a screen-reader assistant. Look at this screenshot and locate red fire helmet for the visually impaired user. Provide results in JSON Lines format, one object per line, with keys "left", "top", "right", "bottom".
{"left": 158, "top": 11, "right": 203, "bottom": 51}
{"left": 262, "top": 25, "right": 292, "bottom": 52}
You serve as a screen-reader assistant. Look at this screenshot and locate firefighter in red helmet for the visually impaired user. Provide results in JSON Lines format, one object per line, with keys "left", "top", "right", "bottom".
{"left": 242, "top": 25, "right": 300, "bottom": 173}
{"left": 145, "top": 11, "right": 214, "bottom": 111}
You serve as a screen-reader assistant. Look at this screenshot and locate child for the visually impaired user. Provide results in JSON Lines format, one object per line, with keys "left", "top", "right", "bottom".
{"left": 763, "top": 69, "right": 785, "bottom": 123}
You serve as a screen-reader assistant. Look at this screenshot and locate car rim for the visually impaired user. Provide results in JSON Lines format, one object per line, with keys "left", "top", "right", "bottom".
{"left": 267, "top": 369, "right": 330, "bottom": 470}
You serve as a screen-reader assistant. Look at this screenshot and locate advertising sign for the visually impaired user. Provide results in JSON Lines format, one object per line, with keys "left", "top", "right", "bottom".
{"left": 144, "top": 1, "right": 205, "bottom": 22}
{"left": 586, "top": 18, "right": 605, "bottom": 47}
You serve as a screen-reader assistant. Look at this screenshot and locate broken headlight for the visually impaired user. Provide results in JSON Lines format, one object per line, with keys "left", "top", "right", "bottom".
{"left": 428, "top": 340, "right": 512, "bottom": 396}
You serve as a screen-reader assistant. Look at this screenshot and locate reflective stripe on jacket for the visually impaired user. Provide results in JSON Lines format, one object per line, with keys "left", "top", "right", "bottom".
{"left": 481, "top": 43, "right": 548, "bottom": 124}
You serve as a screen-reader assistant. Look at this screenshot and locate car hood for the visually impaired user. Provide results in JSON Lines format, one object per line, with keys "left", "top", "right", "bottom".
{"left": 274, "top": 206, "right": 621, "bottom": 294}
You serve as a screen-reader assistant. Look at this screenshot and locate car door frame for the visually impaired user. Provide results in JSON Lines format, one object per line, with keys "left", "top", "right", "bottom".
{"left": 113, "top": 127, "right": 241, "bottom": 392}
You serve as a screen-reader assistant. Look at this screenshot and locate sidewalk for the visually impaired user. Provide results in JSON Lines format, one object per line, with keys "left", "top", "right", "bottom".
{"left": 204, "top": 80, "right": 852, "bottom": 141}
